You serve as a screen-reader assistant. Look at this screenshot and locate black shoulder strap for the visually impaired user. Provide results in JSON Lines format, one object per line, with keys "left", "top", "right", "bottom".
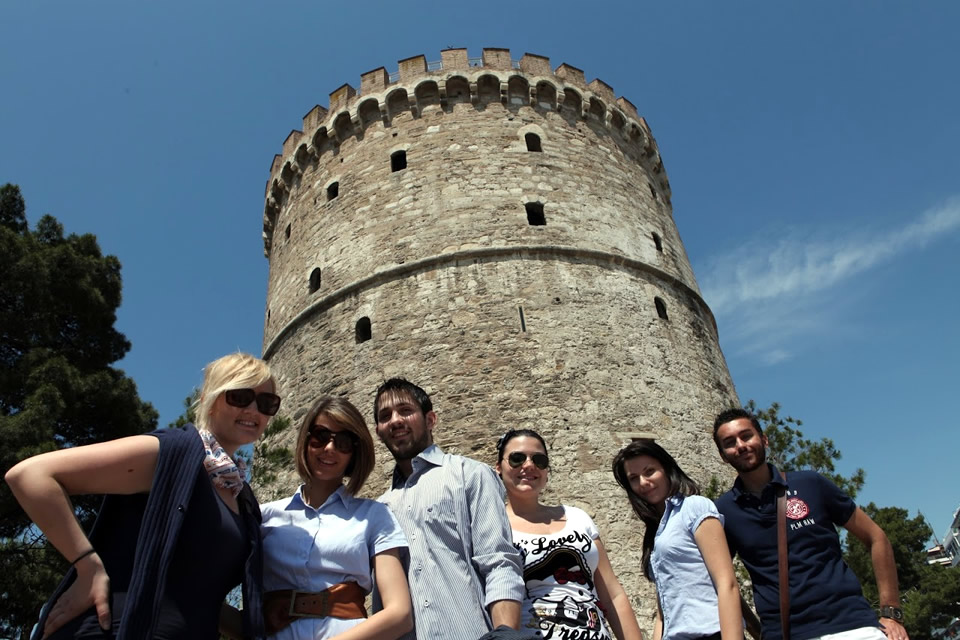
{"left": 776, "top": 469, "right": 790, "bottom": 640}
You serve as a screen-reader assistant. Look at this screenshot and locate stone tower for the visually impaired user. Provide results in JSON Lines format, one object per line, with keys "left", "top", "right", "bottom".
{"left": 257, "top": 47, "right": 738, "bottom": 626}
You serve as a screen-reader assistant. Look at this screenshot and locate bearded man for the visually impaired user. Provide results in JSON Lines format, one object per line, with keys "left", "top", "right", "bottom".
{"left": 371, "top": 378, "right": 525, "bottom": 640}
{"left": 713, "top": 408, "right": 908, "bottom": 640}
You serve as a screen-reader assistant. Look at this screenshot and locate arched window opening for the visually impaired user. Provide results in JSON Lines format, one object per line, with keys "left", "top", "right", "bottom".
{"left": 476, "top": 74, "right": 499, "bottom": 105}
{"left": 355, "top": 317, "right": 372, "bottom": 343}
{"left": 391, "top": 150, "right": 407, "bottom": 172}
{"left": 652, "top": 232, "right": 663, "bottom": 252}
{"left": 358, "top": 98, "right": 382, "bottom": 131}
{"left": 525, "top": 202, "right": 546, "bottom": 226}
{"left": 561, "top": 89, "right": 583, "bottom": 122}
{"left": 525, "top": 133, "right": 542, "bottom": 152}
{"left": 655, "top": 297, "right": 668, "bottom": 320}
{"left": 415, "top": 81, "right": 441, "bottom": 112}
{"left": 327, "top": 182, "right": 339, "bottom": 201}
{"left": 309, "top": 268, "right": 321, "bottom": 294}
{"left": 386, "top": 89, "right": 410, "bottom": 122}
{"left": 285, "top": 223, "right": 291, "bottom": 240}
{"left": 445, "top": 76, "right": 470, "bottom": 108}
{"left": 507, "top": 76, "right": 530, "bottom": 106}
{"left": 535, "top": 82, "right": 557, "bottom": 110}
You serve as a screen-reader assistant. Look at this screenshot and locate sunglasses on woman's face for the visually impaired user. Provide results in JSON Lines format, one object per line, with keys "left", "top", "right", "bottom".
{"left": 223, "top": 388, "right": 281, "bottom": 416}
{"left": 507, "top": 451, "right": 549, "bottom": 470}
{"left": 308, "top": 428, "right": 358, "bottom": 454}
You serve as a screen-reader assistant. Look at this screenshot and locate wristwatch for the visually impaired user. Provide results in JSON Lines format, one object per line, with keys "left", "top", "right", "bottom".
{"left": 879, "top": 605, "right": 904, "bottom": 622}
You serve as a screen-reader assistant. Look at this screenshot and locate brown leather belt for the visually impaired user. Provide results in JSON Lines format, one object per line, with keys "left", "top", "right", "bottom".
{"left": 263, "top": 582, "right": 367, "bottom": 634}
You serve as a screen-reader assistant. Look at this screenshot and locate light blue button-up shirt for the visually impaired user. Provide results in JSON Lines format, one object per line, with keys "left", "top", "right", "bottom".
{"left": 261, "top": 485, "right": 407, "bottom": 640}
{"left": 375, "top": 444, "right": 525, "bottom": 640}
{"left": 651, "top": 494, "right": 725, "bottom": 640}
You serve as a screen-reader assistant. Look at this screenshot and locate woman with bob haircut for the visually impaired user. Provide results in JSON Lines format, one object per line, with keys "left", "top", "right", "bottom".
{"left": 496, "top": 429, "right": 644, "bottom": 640}
{"left": 612, "top": 439, "right": 743, "bottom": 640}
{"left": 5, "top": 352, "right": 279, "bottom": 640}
{"left": 259, "top": 396, "right": 412, "bottom": 640}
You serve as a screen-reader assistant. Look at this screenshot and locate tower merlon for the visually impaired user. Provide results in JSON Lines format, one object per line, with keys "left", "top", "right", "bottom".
{"left": 302, "top": 105, "right": 329, "bottom": 135}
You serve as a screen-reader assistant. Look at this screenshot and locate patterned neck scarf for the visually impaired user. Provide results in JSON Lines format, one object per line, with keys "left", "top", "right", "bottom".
{"left": 199, "top": 429, "right": 247, "bottom": 498}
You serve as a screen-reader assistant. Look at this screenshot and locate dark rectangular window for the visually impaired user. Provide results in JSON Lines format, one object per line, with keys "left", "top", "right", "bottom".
{"left": 391, "top": 151, "right": 407, "bottom": 172}
{"left": 525, "top": 202, "right": 545, "bottom": 226}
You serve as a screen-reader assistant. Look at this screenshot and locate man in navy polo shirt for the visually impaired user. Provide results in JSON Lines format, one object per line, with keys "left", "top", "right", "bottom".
{"left": 712, "top": 408, "right": 909, "bottom": 640}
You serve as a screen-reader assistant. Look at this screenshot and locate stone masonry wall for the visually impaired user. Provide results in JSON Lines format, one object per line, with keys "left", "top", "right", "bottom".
{"left": 257, "top": 48, "right": 739, "bottom": 634}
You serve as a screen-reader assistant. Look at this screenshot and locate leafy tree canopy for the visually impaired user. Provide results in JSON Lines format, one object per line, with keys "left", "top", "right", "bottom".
{"left": 168, "top": 388, "right": 199, "bottom": 429}
{"left": 0, "top": 184, "right": 158, "bottom": 639}
{"left": 845, "top": 503, "right": 960, "bottom": 640}
{"left": 746, "top": 399, "right": 866, "bottom": 499}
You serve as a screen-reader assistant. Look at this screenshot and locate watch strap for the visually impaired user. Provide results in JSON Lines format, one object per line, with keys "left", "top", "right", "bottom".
{"left": 879, "top": 605, "right": 903, "bottom": 621}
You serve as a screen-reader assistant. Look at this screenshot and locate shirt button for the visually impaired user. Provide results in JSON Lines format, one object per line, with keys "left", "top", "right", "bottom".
{"left": 410, "top": 532, "right": 416, "bottom": 539}
{"left": 423, "top": 600, "right": 430, "bottom": 608}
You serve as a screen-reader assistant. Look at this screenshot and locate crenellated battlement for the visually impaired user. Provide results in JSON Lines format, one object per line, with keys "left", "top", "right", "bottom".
{"left": 261, "top": 48, "right": 670, "bottom": 254}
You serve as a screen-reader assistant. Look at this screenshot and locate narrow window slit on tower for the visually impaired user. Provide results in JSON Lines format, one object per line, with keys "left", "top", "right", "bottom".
{"left": 391, "top": 150, "right": 407, "bottom": 172}
{"left": 285, "top": 224, "right": 291, "bottom": 240}
{"left": 355, "top": 317, "right": 371, "bottom": 343}
{"left": 327, "top": 182, "right": 339, "bottom": 200}
{"left": 648, "top": 182, "right": 659, "bottom": 201}
{"left": 655, "top": 297, "right": 668, "bottom": 320}
{"left": 309, "top": 268, "right": 322, "bottom": 294}
{"left": 518, "top": 306, "right": 527, "bottom": 332}
{"left": 525, "top": 133, "right": 542, "bottom": 152}
{"left": 525, "top": 202, "right": 545, "bottom": 226}
{"left": 652, "top": 232, "right": 662, "bottom": 252}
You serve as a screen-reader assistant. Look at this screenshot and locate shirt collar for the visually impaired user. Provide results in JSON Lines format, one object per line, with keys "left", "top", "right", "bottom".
{"left": 289, "top": 484, "right": 349, "bottom": 511}
{"left": 391, "top": 443, "right": 444, "bottom": 488}
{"left": 661, "top": 493, "right": 684, "bottom": 517}
{"left": 731, "top": 463, "right": 787, "bottom": 501}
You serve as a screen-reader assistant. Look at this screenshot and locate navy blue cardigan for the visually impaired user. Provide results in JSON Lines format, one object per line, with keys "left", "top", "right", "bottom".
{"left": 34, "top": 425, "right": 265, "bottom": 639}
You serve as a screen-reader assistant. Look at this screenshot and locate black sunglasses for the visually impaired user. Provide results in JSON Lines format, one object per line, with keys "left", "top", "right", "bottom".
{"left": 223, "top": 388, "right": 281, "bottom": 416}
{"left": 308, "top": 428, "right": 358, "bottom": 454}
{"left": 507, "top": 451, "right": 549, "bottom": 470}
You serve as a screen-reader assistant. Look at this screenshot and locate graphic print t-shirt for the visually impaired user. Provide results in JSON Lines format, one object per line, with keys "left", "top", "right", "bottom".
{"left": 512, "top": 506, "right": 613, "bottom": 640}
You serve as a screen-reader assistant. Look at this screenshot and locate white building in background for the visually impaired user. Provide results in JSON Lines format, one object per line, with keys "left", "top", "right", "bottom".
{"left": 928, "top": 505, "right": 960, "bottom": 567}
{"left": 942, "top": 506, "right": 960, "bottom": 567}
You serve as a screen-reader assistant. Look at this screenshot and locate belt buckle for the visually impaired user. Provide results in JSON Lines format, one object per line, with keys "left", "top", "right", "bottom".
{"left": 288, "top": 589, "right": 330, "bottom": 618}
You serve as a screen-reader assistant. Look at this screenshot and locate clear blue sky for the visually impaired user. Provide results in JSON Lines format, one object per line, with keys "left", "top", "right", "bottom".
{"left": 3, "top": 2, "right": 958, "bottom": 538}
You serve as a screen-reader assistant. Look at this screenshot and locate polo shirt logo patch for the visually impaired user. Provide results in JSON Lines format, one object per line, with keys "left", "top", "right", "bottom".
{"left": 785, "top": 497, "right": 810, "bottom": 520}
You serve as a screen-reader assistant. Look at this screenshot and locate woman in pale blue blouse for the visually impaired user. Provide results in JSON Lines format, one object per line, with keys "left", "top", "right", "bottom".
{"left": 259, "top": 397, "right": 412, "bottom": 640}
{"left": 613, "top": 440, "right": 743, "bottom": 640}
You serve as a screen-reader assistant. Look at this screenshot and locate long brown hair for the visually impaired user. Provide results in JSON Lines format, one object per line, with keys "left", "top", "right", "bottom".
{"left": 612, "top": 439, "right": 700, "bottom": 581}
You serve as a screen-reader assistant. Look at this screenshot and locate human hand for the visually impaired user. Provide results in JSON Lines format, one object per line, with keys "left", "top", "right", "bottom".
{"left": 880, "top": 618, "right": 908, "bottom": 640}
{"left": 42, "top": 553, "right": 111, "bottom": 638}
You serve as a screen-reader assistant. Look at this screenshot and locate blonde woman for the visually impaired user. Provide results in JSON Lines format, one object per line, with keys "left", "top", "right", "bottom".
{"left": 5, "top": 352, "right": 278, "bottom": 639}
{"left": 260, "top": 396, "right": 412, "bottom": 640}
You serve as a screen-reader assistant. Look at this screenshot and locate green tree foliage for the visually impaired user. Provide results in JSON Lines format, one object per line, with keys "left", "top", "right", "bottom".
{"left": 845, "top": 504, "right": 960, "bottom": 640}
{"left": 167, "top": 388, "right": 199, "bottom": 429}
{"left": 0, "top": 184, "right": 158, "bottom": 639}
{"left": 747, "top": 399, "right": 866, "bottom": 499}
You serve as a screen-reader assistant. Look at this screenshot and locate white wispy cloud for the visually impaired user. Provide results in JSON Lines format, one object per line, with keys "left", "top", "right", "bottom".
{"left": 699, "top": 197, "right": 960, "bottom": 364}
